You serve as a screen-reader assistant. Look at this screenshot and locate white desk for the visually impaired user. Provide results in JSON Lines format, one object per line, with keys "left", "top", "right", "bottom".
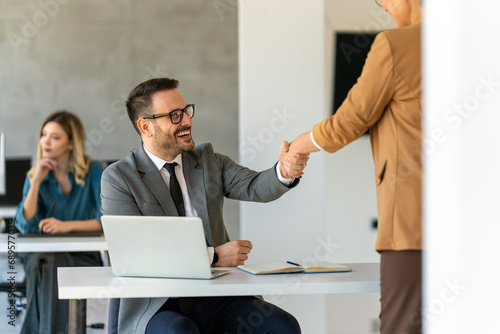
{"left": 0, "top": 206, "right": 16, "bottom": 218}
{"left": 0, "top": 233, "right": 107, "bottom": 253}
{"left": 58, "top": 263, "right": 379, "bottom": 334}
{"left": 59, "top": 263, "right": 379, "bottom": 298}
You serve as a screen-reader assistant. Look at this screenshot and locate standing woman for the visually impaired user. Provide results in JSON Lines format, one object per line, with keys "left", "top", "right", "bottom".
{"left": 283, "top": 0, "right": 423, "bottom": 333}
{"left": 15, "top": 111, "right": 105, "bottom": 334}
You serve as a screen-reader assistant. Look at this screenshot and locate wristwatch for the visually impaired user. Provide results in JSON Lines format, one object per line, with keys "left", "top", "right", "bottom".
{"left": 211, "top": 250, "right": 219, "bottom": 266}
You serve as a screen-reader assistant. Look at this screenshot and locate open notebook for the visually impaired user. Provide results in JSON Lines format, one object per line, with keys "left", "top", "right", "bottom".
{"left": 237, "top": 260, "right": 352, "bottom": 275}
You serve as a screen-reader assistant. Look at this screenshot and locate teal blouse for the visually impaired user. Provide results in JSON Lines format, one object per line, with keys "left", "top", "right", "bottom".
{"left": 14, "top": 160, "right": 105, "bottom": 234}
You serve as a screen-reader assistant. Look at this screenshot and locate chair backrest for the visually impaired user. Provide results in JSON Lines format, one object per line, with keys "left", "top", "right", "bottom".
{"left": 108, "top": 298, "right": 120, "bottom": 334}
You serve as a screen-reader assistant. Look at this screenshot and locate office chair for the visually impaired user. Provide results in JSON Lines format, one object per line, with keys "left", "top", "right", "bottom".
{"left": 0, "top": 220, "right": 27, "bottom": 317}
{"left": 0, "top": 276, "right": 27, "bottom": 317}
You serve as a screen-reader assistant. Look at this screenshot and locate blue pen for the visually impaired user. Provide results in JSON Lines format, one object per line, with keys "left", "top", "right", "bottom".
{"left": 286, "top": 261, "right": 300, "bottom": 266}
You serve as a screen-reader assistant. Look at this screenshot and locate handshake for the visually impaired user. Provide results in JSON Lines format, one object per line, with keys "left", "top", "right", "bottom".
{"left": 279, "top": 140, "right": 310, "bottom": 180}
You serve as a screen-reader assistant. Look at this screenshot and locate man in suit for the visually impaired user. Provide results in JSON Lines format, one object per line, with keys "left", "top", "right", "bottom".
{"left": 101, "top": 77, "right": 306, "bottom": 334}
{"left": 282, "top": 1, "right": 423, "bottom": 333}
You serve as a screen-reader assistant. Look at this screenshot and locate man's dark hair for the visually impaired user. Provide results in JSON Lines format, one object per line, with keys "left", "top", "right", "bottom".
{"left": 126, "top": 78, "right": 179, "bottom": 134}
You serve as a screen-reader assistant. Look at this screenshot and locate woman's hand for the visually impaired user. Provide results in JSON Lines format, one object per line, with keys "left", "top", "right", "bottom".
{"left": 39, "top": 217, "right": 71, "bottom": 235}
{"left": 32, "top": 158, "right": 58, "bottom": 184}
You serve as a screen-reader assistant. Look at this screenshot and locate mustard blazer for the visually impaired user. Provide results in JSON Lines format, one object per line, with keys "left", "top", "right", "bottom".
{"left": 313, "top": 21, "right": 422, "bottom": 251}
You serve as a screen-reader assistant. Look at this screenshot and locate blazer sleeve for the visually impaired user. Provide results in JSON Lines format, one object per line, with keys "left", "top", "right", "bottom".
{"left": 214, "top": 152, "right": 293, "bottom": 203}
{"left": 14, "top": 176, "right": 44, "bottom": 233}
{"left": 313, "top": 31, "right": 395, "bottom": 152}
{"left": 100, "top": 166, "right": 143, "bottom": 216}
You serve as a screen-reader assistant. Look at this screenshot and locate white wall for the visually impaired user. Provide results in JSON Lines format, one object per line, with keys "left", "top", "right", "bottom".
{"left": 239, "top": 0, "right": 326, "bottom": 266}
{"left": 239, "top": 1, "right": 327, "bottom": 333}
{"left": 424, "top": 1, "right": 500, "bottom": 333}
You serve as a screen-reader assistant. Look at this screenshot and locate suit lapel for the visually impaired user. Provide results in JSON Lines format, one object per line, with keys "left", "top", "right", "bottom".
{"left": 134, "top": 144, "right": 179, "bottom": 216}
{"left": 182, "top": 151, "right": 213, "bottom": 246}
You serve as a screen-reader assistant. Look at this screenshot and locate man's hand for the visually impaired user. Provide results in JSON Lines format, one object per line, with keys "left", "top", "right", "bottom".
{"left": 214, "top": 240, "right": 253, "bottom": 267}
{"left": 279, "top": 141, "right": 309, "bottom": 179}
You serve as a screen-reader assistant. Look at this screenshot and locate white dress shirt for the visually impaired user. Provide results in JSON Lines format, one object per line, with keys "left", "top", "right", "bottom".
{"left": 310, "top": 131, "right": 324, "bottom": 151}
{"left": 143, "top": 145, "right": 217, "bottom": 263}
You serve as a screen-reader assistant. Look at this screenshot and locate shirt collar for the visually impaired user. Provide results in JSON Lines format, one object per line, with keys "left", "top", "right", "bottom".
{"left": 143, "top": 144, "right": 183, "bottom": 171}
{"left": 45, "top": 169, "right": 75, "bottom": 184}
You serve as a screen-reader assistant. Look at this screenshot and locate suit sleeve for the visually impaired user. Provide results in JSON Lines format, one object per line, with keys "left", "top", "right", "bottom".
{"left": 313, "top": 32, "right": 395, "bottom": 152}
{"left": 215, "top": 153, "right": 292, "bottom": 203}
{"left": 14, "top": 176, "right": 43, "bottom": 233}
{"left": 100, "top": 167, "right": 143, "bottom": 216}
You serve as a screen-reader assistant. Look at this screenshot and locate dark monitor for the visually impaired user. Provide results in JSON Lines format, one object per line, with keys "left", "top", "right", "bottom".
{"left": 0, "top": 158, "right": 112, "bottom": 208}
{"left": 0, "top": 158, "right": 32, "bottom": 207}
{"left": 333, "top": 32, "right": 379, "bottom": 120}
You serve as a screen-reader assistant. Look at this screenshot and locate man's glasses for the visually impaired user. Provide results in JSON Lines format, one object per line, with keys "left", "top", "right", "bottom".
{"left": 143, "top": 104, "right": 195, "bottom": 124}
{"left": 375, "top": 0, "right": 382, "bottom": 7}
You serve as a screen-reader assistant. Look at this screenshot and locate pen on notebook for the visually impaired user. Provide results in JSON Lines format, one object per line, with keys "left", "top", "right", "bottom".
{"left": 286, "top": 261, "right": 300, "bottom": 266}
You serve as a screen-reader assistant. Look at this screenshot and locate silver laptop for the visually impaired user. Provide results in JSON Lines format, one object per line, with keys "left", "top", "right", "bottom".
{"left": 101, "top": 215, "right": 230, "bottom": 279}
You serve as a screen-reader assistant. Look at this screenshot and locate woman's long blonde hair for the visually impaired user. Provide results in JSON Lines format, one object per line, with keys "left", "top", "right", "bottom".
{"left": 28, "top": 111, "right": 91, "bottom": 186}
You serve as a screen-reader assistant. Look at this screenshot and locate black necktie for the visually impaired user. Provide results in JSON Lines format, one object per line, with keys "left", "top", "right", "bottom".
{"left": 164, "top": 162, "right": 192, "bottom": 313}
{"left": 163, "top": 162, "right": 185, "bottom": 216}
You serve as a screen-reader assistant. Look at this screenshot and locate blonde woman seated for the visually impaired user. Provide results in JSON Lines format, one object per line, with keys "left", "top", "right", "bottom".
{"left": 14, "top": 111, "right": 105, "bottom": 334}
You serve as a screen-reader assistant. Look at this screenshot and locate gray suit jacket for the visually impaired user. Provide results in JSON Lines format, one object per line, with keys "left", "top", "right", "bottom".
{"left": 101, "top": 142, "right": 298, "bottom": 334}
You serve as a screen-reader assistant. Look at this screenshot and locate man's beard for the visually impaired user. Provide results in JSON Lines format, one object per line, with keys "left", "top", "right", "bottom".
{"left": 153, "top": 125, "right": 195, "bottom": 159}
{"left": 172, "top": 137, "right": 195, "bottom": 154}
